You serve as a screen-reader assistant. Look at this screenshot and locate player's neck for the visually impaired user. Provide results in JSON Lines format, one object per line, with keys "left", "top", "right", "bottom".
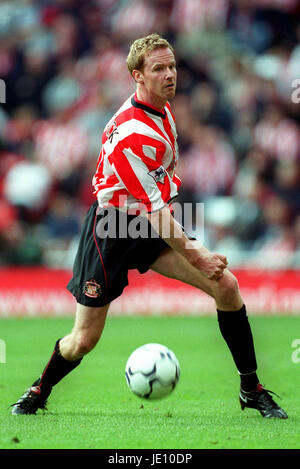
{"left": 135, "top": 89, "right": 166, "bottom": 111}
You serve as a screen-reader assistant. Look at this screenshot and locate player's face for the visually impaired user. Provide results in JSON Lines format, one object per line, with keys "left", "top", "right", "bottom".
{"left": 135, "top": 47, "right": 177, "bottom": 109}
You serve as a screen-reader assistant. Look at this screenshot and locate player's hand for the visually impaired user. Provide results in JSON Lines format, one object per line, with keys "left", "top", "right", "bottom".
{"left": 189, "top": 249, "right": 228, "bottom": 281}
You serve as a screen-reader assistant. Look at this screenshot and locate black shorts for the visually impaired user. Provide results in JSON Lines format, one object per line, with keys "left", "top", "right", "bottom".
{"left": 67, "top": 202, "right": 168, "bottom": 307}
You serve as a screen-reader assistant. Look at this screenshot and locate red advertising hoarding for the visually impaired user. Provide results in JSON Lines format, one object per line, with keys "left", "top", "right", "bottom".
{"left": 0, "top": 267, "right": 299, "bottom": 317}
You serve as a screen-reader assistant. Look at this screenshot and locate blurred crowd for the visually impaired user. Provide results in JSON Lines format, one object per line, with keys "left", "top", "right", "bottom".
{"left": 0, "top": 0, "right": 299, "bottom": 269}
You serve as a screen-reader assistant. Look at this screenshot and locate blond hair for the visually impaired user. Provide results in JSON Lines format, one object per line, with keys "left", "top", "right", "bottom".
{"left": 126, "top": 33, "right": 174, "bottom": 76}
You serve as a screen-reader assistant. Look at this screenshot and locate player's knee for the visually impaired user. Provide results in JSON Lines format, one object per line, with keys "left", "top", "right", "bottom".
{"left": 73, "top": 331, "right": 99, "bottom": 357}
{"left": 216, "top": 271, "right": 240, "bottom": 302}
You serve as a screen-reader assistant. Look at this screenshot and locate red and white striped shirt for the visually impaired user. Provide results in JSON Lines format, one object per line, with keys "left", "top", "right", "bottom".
{"left": 93, "top": 92, "right": 181, "bottom": 213}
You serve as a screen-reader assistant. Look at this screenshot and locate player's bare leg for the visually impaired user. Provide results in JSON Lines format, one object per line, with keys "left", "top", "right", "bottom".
{"left": 11, "top": 303, "right": 110, "bottom": 414}
{"left": 150, "top": 245, "right": 288, "bottom": 418}
{"left": 59, "top": 303, "right": 110, "bottom": 361}
{"left": 149, "top": 242, "right": 243, "bottom": 311}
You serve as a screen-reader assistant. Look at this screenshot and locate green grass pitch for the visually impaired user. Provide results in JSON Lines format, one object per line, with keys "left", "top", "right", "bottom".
{"left": 0, "top": 315, "right": 299, "bottom": 449}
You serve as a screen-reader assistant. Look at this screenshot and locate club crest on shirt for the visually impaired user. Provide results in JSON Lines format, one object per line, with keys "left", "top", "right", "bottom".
{"left": 83, "top": 279, "right": 102, "bottom": 298}
{"left": 106, "top": 120, "right": 119, "bottom": 143}
{"left": 148, "top": 165, "right": 166, "bottom": 183}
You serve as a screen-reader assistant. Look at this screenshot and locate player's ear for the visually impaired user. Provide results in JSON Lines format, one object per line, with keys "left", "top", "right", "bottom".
{"left": 132, "top": 69, "right": 144, "bottom": 84}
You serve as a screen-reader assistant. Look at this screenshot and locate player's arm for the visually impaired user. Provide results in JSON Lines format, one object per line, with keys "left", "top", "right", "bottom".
{"left": 108, "top": 136, "right": 226, "bottom": 279}
{"left": 147, "top": 205, "right": 228, "bottom": 281}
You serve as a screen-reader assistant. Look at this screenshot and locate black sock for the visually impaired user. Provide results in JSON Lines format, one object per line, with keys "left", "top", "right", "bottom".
{"left": 34, "top": 339, "right": 82, "bottom": 397}
{"left": 217, "top": 304, "right": 259, "bottom": 390}
{"left": 239, "top": 371, "right": 259, "bottom": 392}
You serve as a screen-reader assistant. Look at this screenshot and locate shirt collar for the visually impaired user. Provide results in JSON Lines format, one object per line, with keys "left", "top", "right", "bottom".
{"left": 131, "top": 92, "right": 167, "bottom": 119}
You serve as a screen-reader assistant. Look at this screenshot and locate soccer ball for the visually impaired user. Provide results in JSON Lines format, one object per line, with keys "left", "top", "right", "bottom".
{"left": 125, "top": 343, "right": 180, "bottom": 400}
